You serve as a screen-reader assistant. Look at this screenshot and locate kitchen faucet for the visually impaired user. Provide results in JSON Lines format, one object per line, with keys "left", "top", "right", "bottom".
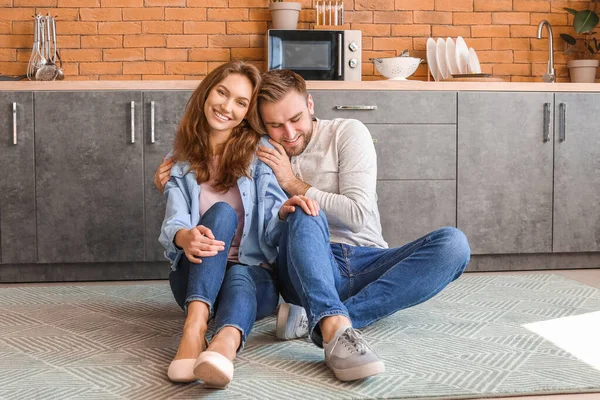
{"left": 536, "top": 20, "right": 555, "bottom": 83}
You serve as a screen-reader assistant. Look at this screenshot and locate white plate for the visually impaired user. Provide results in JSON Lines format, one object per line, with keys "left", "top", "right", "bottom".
{"left": 445, "top": 37, "right": 458, "bottom": 75}
{"left": 468, "top": 47, "right": 482, "bottom": 74}
{"left": 435, "top": 38, "right": 448, "bottom": 80}
{"left": 455, "top": 36, "right": 469, "bottom": 74}
{"left": 426, "top": 38, "right": 440, "bottom": 81}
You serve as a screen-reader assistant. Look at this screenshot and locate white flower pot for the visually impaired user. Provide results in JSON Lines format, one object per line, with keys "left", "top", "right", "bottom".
{"left": 567, "top": 59, "right": 599, "bottom": 83}
{"left": 269, "top": 2, "right": 301, "bottom": 30}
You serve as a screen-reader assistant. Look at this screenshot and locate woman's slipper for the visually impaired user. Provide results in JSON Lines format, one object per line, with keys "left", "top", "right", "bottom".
{"left": 167, "top": 358, "right": 197, "bottom": 383}
{"left": 193, "top": 351, "right": 234, "bottom": 389}
{"left": 167, "top": 337, "right": 209, "bottom": 383}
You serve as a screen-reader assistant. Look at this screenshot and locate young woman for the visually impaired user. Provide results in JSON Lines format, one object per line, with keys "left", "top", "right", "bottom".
{"left": 159, "top": 61, "right": 318, "bottom": 389}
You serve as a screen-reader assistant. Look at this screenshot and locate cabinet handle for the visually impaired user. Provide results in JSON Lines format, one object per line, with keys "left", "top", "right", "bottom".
{"left": 335, "top": 105, "right": 377, "bottom": 110}
{"left": 150, "top": 101, "right": 155, "bottom": 144}
{"left": 12, "top": 102, "right": 17, "bottom": 145}
{"left": 543, "top": 102, "right": 551, "bottom": 143}
{"left": 559, "top": 102, "right": 566, "bottom": 142}
{"left": 130, "top": 101, "right": 135, "bottom": 144}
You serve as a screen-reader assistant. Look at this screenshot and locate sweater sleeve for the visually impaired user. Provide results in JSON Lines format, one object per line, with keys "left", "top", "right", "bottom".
{"left": 305, "top": 120, "right": 377, "bottom": 233}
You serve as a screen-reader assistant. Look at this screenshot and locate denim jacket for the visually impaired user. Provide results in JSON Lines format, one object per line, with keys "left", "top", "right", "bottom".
{"left": 159, "top": 137, "right": 287, "bottom": 271}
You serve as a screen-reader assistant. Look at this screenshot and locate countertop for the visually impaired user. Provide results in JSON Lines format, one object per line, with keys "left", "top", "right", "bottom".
{"left": 0, "top": 80, "right": 599, "bottom": 92}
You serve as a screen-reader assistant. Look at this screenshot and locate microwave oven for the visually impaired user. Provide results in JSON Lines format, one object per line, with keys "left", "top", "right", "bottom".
{"left": 266, "top": 29, "right": 362, "bottom": 81}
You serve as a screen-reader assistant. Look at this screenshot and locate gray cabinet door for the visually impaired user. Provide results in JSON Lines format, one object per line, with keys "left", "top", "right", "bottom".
{"left": 310, "top": 91, "right": 457, "bottom": 124}
{"left": 35, "top": 91, "right": 144, "bottom": 263}
{"left": 143, "top": 91, "right": 192, "bottom": 261}
{"left": 369, "top": 124, "right": 456, "bottom": 180}
{"left": 457, "top": 92, "right": 554, "bottom": 255}
{"left": 0, "top": 92, "right": 36, "bottom": 264}
{"left": 377, "top": 181, "right": 456, "bottom": 247}
{"left": 553, "top": 93, "right": 600, "bottom": 252}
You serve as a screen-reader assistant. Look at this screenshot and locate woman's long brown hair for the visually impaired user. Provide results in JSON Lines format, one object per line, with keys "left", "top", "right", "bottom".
{"left": 172, "top": 61, "right": 263, "bottom": 192}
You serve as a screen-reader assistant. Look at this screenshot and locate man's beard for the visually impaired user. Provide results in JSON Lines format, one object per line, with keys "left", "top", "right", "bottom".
{"left": 284, "top": 122, "right": 313, "bottom": 157}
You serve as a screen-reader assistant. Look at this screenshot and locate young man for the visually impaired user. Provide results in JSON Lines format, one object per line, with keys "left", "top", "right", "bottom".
{"left": 155, "top": 69, "right": 471, "bottom": 383}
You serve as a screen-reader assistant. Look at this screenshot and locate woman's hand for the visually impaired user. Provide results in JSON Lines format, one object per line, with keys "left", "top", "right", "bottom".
{"left": 278, "top": 195, "right": 320, "bottom": 221}
{"left": 175, "top": 226, "right": 226, "bottom": 264}
{"left": 154, "top": 156, "right": 174, "bottom": 194}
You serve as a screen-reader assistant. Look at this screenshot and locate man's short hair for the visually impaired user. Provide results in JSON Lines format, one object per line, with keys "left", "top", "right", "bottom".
{"left": 258, "top": 69, "right": 308, "bottom": 106}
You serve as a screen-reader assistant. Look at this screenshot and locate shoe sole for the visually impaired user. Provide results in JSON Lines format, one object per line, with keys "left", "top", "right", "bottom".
{"left": 326, "top": 360, "right": 385, "bottom": 382}
{"left": 193, "top": 352, "right": 233, "bottom": 389}
{"left": 275, "top": 303, "right": 291, "bottom": 340}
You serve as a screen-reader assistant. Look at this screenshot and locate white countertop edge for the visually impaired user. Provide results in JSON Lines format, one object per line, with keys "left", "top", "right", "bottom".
{"left": 0, "top": 80, "right": 599, "bottom": 92}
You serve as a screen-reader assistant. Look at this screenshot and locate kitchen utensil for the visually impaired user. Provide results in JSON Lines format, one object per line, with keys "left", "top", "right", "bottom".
{"left": 435, "top": 38, "right": 448, "bottom": 79}
{"left": 55, "top": 50, "right": 64, "bottom": 80}
{"left": 371, "top": 56, "right": 422, "bottom": 80}
{"left": 35, "top": 15, "right": 58, "bottom": 81}
{"left": 399, "top": 49, "right": 410, "bottom": 57}
{"left": 27, "top": 16, "right": 41, "bottom": 80}
{"left": 468, "top": 47, "right": 482, "bottom": 74}
{"left": 426, "top": 38, "right": 440, "bottom": 81}
{"left": 445, "top": 37, "right": 458, "bottom": 75}
{"left": 50, "top": 15, "right": 64, "bottom": 80}
{"left": 455, "top": 36, "right": 469, "bottom": 74}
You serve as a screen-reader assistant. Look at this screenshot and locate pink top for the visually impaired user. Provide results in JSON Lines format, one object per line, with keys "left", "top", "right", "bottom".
{"left": 199, "top": 156, "right": 244, "bottom": 263}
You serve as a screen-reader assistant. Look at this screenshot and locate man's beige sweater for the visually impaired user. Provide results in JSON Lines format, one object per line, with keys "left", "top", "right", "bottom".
{"left": 291, "top": 118, "right": 388, "bottom": 249}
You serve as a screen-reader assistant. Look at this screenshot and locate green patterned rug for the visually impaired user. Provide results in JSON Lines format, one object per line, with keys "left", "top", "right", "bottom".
{"left": 1, "top": 274, "right": 599, "bottom": 399}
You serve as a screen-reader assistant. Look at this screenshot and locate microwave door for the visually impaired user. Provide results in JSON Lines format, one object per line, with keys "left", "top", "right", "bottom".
{"left": 268, "top": 31, "right": 343, "bottom": 80}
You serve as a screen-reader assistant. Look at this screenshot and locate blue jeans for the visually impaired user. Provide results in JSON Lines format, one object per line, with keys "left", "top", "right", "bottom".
{"left": 169, "top": 202, "right": 279, "bottom": 351}
{"left": 276, "top": 210, "right": 471, "bottom": 347}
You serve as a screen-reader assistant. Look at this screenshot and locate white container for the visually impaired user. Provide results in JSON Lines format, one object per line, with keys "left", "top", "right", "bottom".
{"left": 372, "top": 56, "right": 422, "bottom": 80}
{"left": 568, "top": 59, "right": 599, "bottom": 83}
{"left": 269, "top": 2, "right": 301, "bottom": 30}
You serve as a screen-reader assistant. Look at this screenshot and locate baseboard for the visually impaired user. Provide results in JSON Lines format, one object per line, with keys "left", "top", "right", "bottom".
{"left": 467, "top": 252, "right": 600, "bottom": 272}
{"left": 0, "top": 262, "right": 169, "bottom": 283}
{"left": 1, "top": 253, "right": 599, "bottom": 283}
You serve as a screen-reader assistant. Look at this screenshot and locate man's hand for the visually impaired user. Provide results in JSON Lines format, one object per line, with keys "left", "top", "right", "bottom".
{"left": 257, "top": 139, "right": 311, "bottom": 196}
{"left": 278, "top": 195, "right": 320, "bottom": 221}
{"left": 257, "top": 139, "right": 295, "bottom": 184}
{"left": 174, "top": 226, "right": 226, "bottom": 264}
{"left": 154, "top": 156, "right": 174, "bottom": 194}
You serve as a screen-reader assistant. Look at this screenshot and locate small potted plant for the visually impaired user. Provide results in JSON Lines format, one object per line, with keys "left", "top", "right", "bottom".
{"left": 561, "top": 1, "right": 600, "bottom": 83}
{"left": 269, "top": 0, "right": 301, "bottom": 30}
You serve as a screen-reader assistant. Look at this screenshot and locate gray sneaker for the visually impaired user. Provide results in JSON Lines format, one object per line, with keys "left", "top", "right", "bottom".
{"left": 276, "top": 303, "right": 309, "bottom": 340}
{"left": 324, "top": 326, "right": 385, "bottom": 381}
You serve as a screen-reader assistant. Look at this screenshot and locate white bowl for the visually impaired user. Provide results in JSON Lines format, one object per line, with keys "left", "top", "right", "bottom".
{"left": 372, "top": 56, "right": 422, "bottom": 80}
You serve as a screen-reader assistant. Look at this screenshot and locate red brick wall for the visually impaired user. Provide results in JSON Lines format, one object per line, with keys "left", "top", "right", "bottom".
{"left": 0, "top": 0, "right": 597, "bottom": 81}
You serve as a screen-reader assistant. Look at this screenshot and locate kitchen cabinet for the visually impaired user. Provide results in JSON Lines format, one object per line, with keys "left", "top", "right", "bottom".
{"left": 370, "top": 124, "right": 456, "bottom": 246}
{"left": 142, "top": 91, "right": 192, "bottom": 261}
{"left": 457, "top": 92, "right": 554, "bottom": 255}
{"left": 310, "top": 90, "right": 457, "bottom": 124}
{"left": 311, "top": 90, "right": 458, "bottom": 247}
{"left": 377, "top": 180, "right": 456, "bottom": 247}
{"left": 371, "top": 124, "right": 456, "bottom": 180}
{"left": 34, "top": 91, "right": 144, "bottom": 263}
{"left": 553, "top": 93, "right": 600, "bottom": 252}
{"left": 1, "top": 84, "right": 597, "bottom": 280}
{"left": 0, "top": 92, "right": 36, "bottom": 264}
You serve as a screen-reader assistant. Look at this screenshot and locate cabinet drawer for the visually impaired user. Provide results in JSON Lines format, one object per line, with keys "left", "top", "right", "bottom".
{"left": 377, "top": 180, "right": 456, "bottom": 247}
{"left": 369, "top": 124, "right": 456, "bottom": 180}
{"left": 310, "top": 91, "right": 457, "bottom": 124}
